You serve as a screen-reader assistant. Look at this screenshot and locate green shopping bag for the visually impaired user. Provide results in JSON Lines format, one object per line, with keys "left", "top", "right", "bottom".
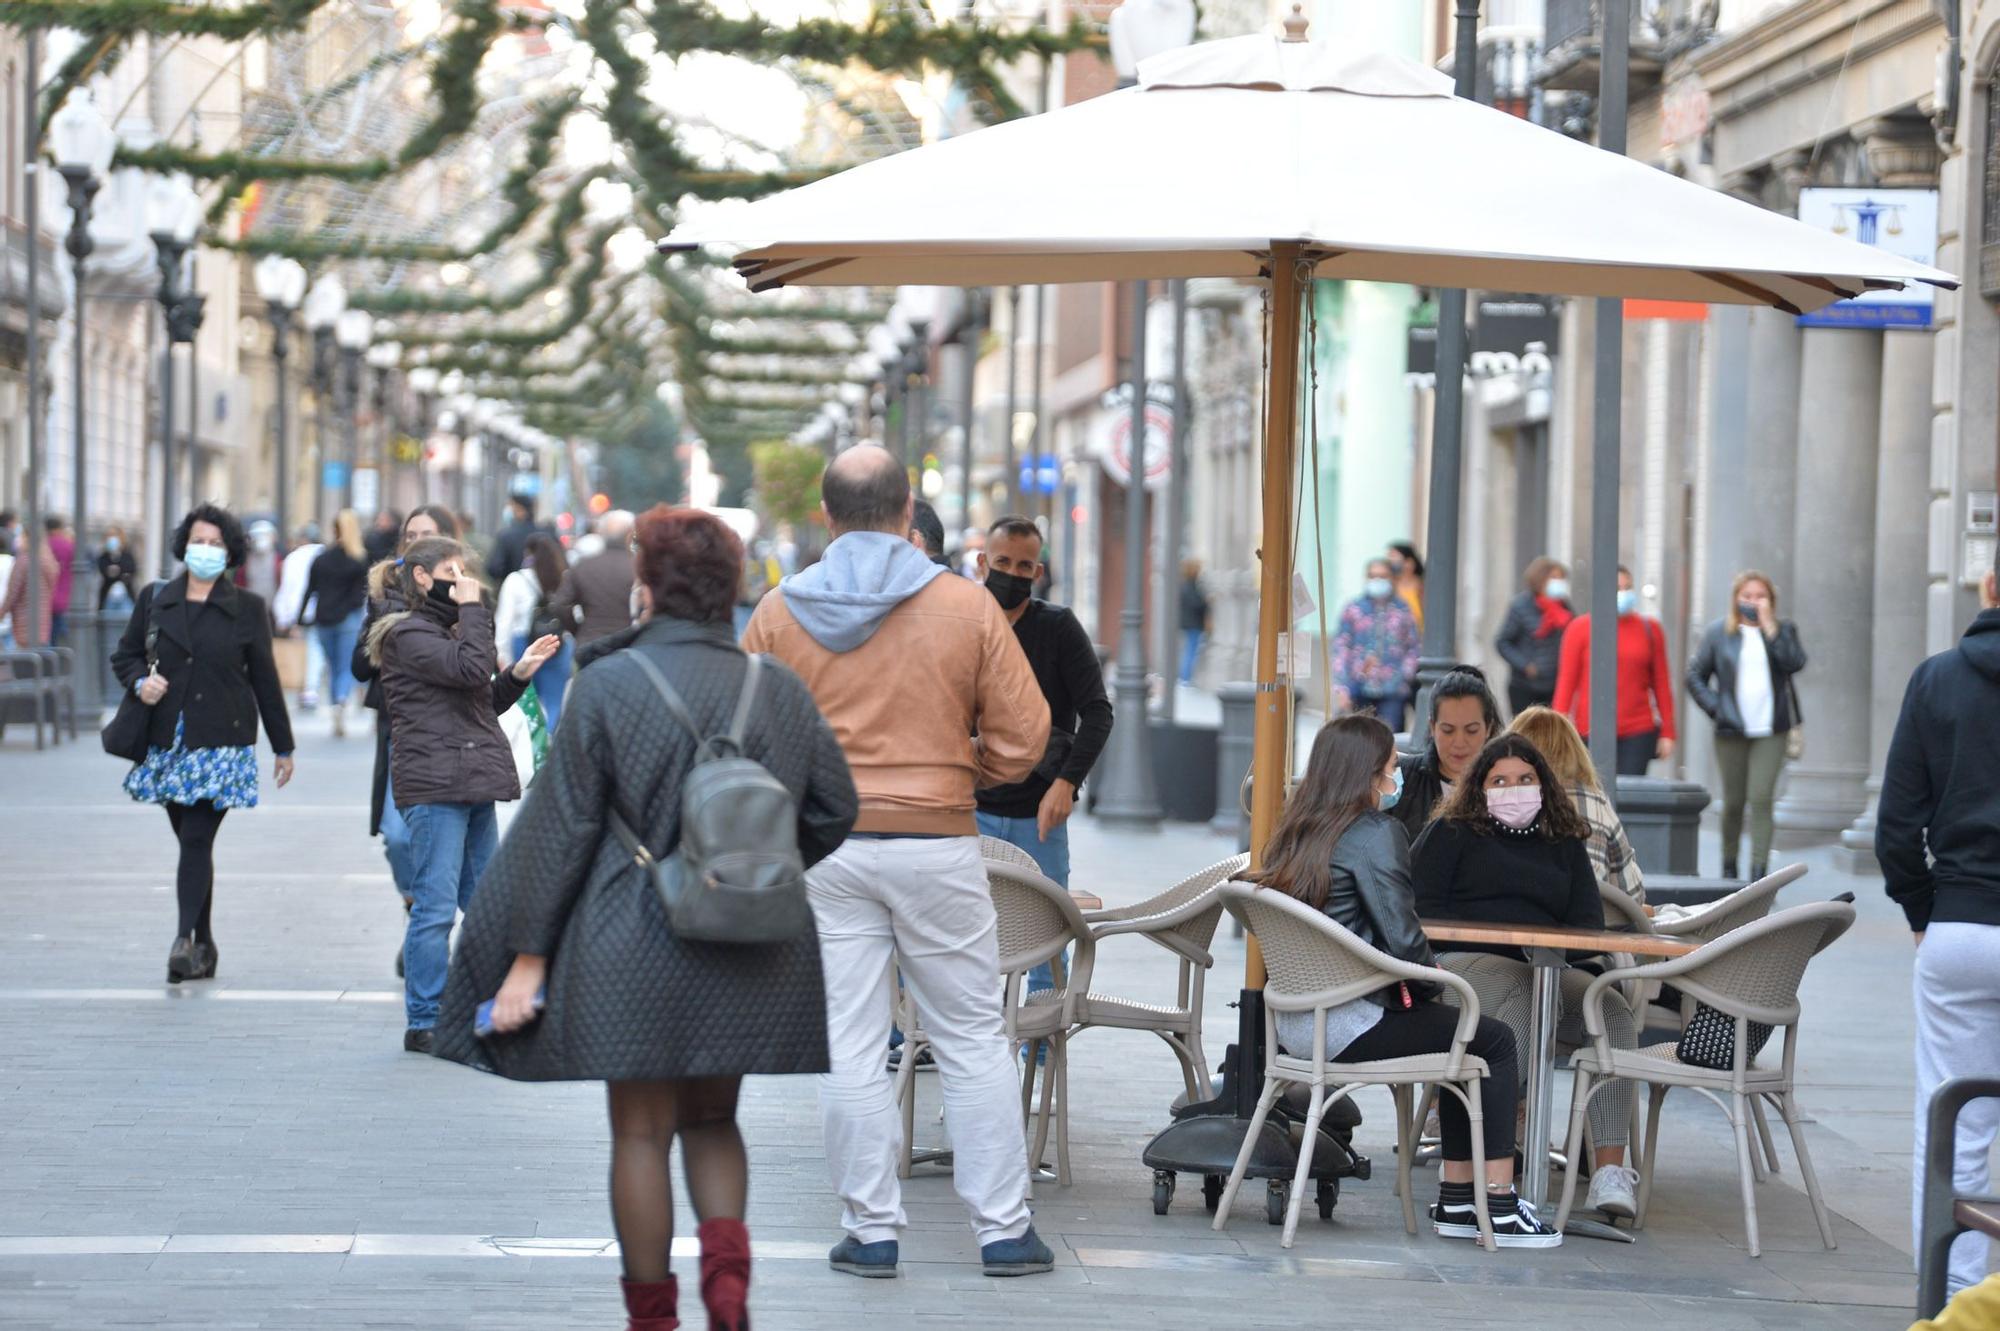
{"left": 518, "top": 681, "right": 551, "bottom": 769}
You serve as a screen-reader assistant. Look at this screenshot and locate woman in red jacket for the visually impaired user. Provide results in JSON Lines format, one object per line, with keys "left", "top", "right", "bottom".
{"left": 1552, "top": 566, "right": 1676, "bottom": 777}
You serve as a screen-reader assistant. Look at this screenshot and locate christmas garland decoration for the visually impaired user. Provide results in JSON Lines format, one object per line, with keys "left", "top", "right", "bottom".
{"left": 0, "top": 0, "right": 330, "bottom": 40}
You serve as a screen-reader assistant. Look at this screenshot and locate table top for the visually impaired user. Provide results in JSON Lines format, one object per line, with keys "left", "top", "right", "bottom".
{"left": 1070, "top": 890, "right": 1103, "bottom": 912}
{"left": 1421, "top": 919, "right": 1700, "bottom": 959}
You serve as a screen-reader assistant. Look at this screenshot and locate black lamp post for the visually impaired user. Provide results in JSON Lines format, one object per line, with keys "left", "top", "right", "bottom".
{"left": 254, "top": 256, "right": 308, "bottom": 540}
{"left": 302, "top": 274, "right": 347, "bottom": 526}
{"left": 51, "top": 88, "right": 112, "bottom": 703}
{"left": 334, "top": 309, "right": 370, "bottom": 514}
{"left": 147, "top": 174, "right": 201, "bottom": 578}
{"left": 906, "top": 318, "right": 931, "bottom": 466}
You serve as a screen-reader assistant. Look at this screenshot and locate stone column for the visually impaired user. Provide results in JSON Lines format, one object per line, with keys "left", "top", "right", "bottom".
{"left": 1840, "top": 329, "right": 1936, "bottom": 868}
{"left": 1774, "top": 327, "right": 1883, "bottom": 835}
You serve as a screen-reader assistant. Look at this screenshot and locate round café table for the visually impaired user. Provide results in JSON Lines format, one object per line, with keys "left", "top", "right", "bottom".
{"left": 1421, "top": 919, "right": 1700, "bottom": 1242}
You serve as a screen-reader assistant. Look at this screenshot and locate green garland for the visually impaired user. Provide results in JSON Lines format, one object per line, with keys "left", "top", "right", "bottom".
{"left": 116, "top": 0, "right": 519, "bottom": 182}
{"left": 0, "top": 0, "right": 329, "bottom": 39}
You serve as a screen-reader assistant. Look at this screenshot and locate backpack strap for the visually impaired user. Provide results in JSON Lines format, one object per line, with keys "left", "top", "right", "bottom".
{"left": 623, "top": 647, "right": 704, "bottom": 748}
{"left": 724, "top": 654, "right": 762, "bottom": 753}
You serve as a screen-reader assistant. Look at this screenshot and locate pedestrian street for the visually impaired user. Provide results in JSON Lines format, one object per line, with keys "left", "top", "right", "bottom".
{"left": 0, "top": 713, "right": 1939, "bottom": 1329}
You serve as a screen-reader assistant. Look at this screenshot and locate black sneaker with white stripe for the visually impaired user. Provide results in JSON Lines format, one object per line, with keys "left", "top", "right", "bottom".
{"left": 1430, "top": 1191, "right": 1562, "bottom": 1248}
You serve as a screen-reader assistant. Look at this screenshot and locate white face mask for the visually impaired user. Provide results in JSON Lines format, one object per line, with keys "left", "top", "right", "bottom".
{"left": 1544, "top": 578, "right": 1571, "bottom": 602}
{"left": 1365, "top": 577, "right": 1393, "bottom": 600}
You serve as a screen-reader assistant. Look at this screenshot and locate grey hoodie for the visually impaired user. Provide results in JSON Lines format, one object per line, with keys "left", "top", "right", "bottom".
{"left": 780, "top": 531, "right": 948, "bottom": 653}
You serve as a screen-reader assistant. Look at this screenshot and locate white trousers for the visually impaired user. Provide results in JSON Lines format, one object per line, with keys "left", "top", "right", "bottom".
{"left": 1914, "top": 922, "right": 2000, "bottom": 1296}
{"left": 808, "top": 835, "right": 1031, "bottom": 1246}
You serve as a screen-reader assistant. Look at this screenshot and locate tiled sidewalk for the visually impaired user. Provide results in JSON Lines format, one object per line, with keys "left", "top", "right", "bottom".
{"left": 0, "top": 715, "right": 1933, "bottom": 1329}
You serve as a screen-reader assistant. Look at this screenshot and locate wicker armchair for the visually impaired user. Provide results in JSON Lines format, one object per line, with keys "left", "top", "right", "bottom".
{"left": 1553, "top": 899, "right": 1855, "bottom": 1257}
{"left": 1216, "top": 883, "right": 1498, "bottom": 1251}
{"left": 1075, "top": 853, "right": 1247, "bottom": 1102}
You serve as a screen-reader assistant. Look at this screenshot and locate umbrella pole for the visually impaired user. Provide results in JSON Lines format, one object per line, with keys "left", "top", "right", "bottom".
{"left": 1245, "top": 241, "right": 1308, "bottom": 989}
{"left": 1142, "top": 248, "right": 1373, "bottom": 1215}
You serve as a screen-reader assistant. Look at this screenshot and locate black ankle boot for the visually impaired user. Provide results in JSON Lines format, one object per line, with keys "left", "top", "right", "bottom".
{"left": 167, "top": 936, "right": 198, "bottom": 984}
{"left": 1722, "top": 860, "right": 1739, "bottom": 880}
{"left": 192, "top": 940, "right": 218, "bottom": 980}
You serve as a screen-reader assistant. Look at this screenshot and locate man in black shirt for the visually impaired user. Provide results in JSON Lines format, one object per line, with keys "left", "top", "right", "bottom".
{"left": 973, "top": 517, "right": 1114, "bottom": 989}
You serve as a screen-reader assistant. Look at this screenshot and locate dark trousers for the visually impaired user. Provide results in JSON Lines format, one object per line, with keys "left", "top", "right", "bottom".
{"left": 1338, "top": 1002, "right": 1518, "bottom": 1163}
{"left": 165, "top": 801, "right": 228, "bottom": 942}
{"left": 1615, "top": 730, "right": 1658, "bottom": 777}
{"left": 1507, "top": 676, "right": 1554, "bottom": 719}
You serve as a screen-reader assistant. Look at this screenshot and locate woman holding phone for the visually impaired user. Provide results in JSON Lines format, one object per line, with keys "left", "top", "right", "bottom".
{"left": 433, "top": 507, "right": 857, "bottom": 1331}
{"left": 111, "top": 504, "right": 295, "bottom": 983}
{"left": 364, "top": 537, "right": 558, "bottom": 1054}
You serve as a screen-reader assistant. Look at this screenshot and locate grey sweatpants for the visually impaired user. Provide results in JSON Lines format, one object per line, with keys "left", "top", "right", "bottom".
{"left": 1913, "top": 922, "right": 2000, "bottom": 1296}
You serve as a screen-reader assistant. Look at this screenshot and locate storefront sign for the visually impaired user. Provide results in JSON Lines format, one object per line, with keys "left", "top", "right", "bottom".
{"left": 1092, "top": 382, "right": 1174, "bottom": 491}
{"left": 1796, "top": 188, "right": 1939, "bottom": 329}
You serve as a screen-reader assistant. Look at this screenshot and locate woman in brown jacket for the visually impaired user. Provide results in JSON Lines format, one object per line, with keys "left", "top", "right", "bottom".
{"left": 364, "top": 536, "right": 558, "bottom": 1053}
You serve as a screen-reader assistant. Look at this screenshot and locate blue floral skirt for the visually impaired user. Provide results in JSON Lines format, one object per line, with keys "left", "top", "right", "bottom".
{"left": 124, "top": 716, "right": 259, "bottom": 810}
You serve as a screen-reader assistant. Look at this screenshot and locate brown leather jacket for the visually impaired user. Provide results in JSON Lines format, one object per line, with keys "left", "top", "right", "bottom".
{"left": 743, "top": 566, "right": 1049, "bottom": 836}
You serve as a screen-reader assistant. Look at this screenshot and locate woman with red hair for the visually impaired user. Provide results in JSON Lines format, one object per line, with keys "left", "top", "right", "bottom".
{"left": 434, "top": 505, "right": 857, "bottom": 1331}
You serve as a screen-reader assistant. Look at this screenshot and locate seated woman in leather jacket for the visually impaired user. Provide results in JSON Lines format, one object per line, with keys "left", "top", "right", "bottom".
{"left": 1249, "top": 715, "right": 1557, "bottom": 1248}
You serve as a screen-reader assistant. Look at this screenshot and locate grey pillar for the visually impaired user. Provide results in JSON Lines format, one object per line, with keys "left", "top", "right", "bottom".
{"left": 1739, "top": 308, "right": 1804, "bottom": 593}
{"left": 1773, "top": 328, "right": 1883, "bottom": 835}
{"left": 1839, "top": 329, "right": 1935, "bottom": 869}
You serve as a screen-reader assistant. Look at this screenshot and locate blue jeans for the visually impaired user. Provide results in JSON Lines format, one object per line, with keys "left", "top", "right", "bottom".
{"left": 316, "top": 609, "right": 365, "bottom": 706}
{"left": 401, "top": 801, "right": 497, "bottom": 1030}
{"left": 380, "top": 751, "right": 415, "bottom": 900}
{"left": 1355, "top": 690, "right": 1407, "bottom": 733}
{"left": 512, "top": 632, "right": 572, "bottom": 731}
{"left": 976, "top": 811, "right": 1070, "bottom": 995}
{"left": 1180, "top": 628, "right": 1203, "bottom": 684}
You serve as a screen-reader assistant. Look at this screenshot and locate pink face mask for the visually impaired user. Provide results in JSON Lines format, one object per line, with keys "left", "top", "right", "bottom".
{"left": 1485, "top": 785, "right": 1543, "bottom": 830}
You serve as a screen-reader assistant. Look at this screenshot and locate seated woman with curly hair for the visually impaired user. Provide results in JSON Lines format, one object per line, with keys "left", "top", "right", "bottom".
{"left": 1411, "top": 732, "right": 1642, "bottom": 1223}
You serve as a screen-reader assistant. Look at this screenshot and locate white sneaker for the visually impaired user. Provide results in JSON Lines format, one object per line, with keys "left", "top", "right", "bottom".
{"left": 1587, "top": 1163, "right": 1640, "bottom": 1219}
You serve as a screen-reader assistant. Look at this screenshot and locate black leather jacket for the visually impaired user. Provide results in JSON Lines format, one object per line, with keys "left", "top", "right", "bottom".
{"left": 1321, "top": 812, "right": 1442, "bottom": 1006}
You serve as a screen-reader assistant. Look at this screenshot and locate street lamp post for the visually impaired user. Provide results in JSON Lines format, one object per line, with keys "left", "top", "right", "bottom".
{"left": 907, "top": 318, "right": 931, "bottom": 468}
{"left": 146, "top": 174, "right": 202, "bottom": 578}
{"left": 51, "top": 88, "right": 114, "bottom": 706}
{"left": 1095, "top": 279, "right": 1165, "bottom": 827}
{"left": 956, "top": 293, "right": 982, "bottom": 532}
{"left": 1413, "top": 0, "right": 1485, "bottom": 727}
{"left": 407, "top": 367, "right": 439, "bottom": 503}
{"left": 254, "top": 256, "right": 307, "bottom": 540}
{"left": 367, "top": 339, "right": 400, "bottom": 508}
{"left": 1001, "top": 286, "right": 1019, "bottom": 515}
{"left": 334, "top": 308, "right": 370, "bottom": 514}
{"left": 1093, "top": 0, "right": 1194, "bottom": 828}
{"left": 302, "top": 275, "right": 346, "bottom": 525}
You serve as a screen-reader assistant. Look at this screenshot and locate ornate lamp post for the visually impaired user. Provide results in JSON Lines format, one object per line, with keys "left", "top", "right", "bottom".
{"left": 50, "top": 89, "right": 114, "bottom": 701}
{"left": 301, "top": 274, "right": 346, "bottom": 524}
{"left": 407, "top": 366, "right": 439, "bottom": 503}
{"left": 366, "top": 338, "right": 400, "bottom": 507}
{"left": 253, "top": 255, "right": 308, "bottom": 540}
{"left": 146, "top": 173, "right": 202, "bottom": 577}
{"left": 1092, "top": 0, "right": 1195, "bottom": 828}
{"left": 334, "top": 308, "right": 371, "bottom": 513}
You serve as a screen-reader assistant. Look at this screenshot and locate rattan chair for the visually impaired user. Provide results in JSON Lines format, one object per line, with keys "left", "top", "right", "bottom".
{"left": 1553, "top": 899, "right": 1855, "bottom": 1257}
{"left": 1075, "top": 853, "right": 1247, "bottom": 1102}
{"left": 1215, "top": 882, "right": 1498, "bottom": 1251}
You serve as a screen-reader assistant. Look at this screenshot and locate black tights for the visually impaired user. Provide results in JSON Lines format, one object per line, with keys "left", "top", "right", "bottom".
{"left": 607, "top": 1077, "right": 745, "bottom": 1283}
{"left": 1338, "top": 1003, "right": 1518, "bottom": 1164}
{"left": 165, "top": 802, "right": 227, "bottom": 942}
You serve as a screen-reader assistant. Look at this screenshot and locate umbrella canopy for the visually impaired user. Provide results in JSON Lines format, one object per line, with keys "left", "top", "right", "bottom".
{"left": 664, "top": 32, "right": 1954, "bottom": 311}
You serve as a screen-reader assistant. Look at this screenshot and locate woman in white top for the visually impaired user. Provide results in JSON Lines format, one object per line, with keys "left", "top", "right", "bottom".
{"left": 1686, "top": 571, "right": 1808, "bottom": 880}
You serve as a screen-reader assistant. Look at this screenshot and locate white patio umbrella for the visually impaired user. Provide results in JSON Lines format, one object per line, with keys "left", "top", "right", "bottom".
{"left": 661, "top": 23, "right": 1954, "bottom": 978}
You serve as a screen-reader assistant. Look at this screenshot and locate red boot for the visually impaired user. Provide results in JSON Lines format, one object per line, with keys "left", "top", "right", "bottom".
{"left": 698, "top": 1218, "right": 751, "bottom": 1331}
{"left": 620, "top": 1275, "right": 679, "bottom": 1331}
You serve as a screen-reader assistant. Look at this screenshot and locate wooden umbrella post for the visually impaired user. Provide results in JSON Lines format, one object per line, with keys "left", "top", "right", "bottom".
{"left": 1245, "top": 240, "right": 1308, "bottom": 990}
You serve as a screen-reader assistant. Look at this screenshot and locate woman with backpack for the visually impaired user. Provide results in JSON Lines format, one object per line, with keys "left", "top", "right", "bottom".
{"left": 495, "top": 530, "right": 574, "bottom": 729}
{"left": 365, "top": 537, "right": 559, "bottom": 1055}
{"left": 433, "top": 506, "right": 857, "bottom": 1331}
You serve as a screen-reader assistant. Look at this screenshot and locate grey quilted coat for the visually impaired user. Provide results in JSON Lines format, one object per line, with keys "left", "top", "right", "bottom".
{"left": 432, "top": 616, "right": 858, "bottom": 1082}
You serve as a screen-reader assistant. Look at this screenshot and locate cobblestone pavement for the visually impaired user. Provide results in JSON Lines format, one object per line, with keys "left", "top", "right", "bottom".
{"left": 0, "top": 707, "right": 1941, "bottom": 1329}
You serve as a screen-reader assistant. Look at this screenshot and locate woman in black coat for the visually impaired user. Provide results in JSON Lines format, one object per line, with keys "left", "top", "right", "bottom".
{"left": 1493, "top": 556, "right": 1573, "bottom": 717}
{"left": 110, "top": 504, "right": 295, "bottom": 983}
{"left": 436, "top": 506, "right": 857, "bottom": 1331}
{"left": 364, "top": 537, "right": 558, "bottom": 1054}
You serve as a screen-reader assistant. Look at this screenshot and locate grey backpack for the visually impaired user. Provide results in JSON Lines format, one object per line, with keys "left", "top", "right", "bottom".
{"left": 609, "top": 649, "right": 812, "bottom": 945}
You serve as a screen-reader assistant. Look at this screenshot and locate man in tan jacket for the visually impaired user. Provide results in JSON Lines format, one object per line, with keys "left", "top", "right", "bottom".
{"left": 744, "top": 445, "right": 1053, "bottom": 1279}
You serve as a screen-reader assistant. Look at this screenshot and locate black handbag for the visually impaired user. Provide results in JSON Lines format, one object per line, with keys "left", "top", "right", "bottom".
{"left": 101, "top": 593, "right": 160, "bottom": 763}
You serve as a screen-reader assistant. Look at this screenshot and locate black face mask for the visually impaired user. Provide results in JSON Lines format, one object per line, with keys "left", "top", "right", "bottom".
{"left": 425, "top": 578, "right": 459, "bottom": 610}
{"left": 985, "top": 570, "right": 1034, "bottom": 611}
{"left": 1737, "top": 601, "right": 1760, "bottom": 625}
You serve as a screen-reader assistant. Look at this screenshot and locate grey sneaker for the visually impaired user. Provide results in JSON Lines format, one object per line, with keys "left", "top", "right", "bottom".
{"left": 828, "top": 1235, "right": 899, "bottom": 1278}
{"left": 980, "top": 1226, "right": 1055, "bottom": 1276}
